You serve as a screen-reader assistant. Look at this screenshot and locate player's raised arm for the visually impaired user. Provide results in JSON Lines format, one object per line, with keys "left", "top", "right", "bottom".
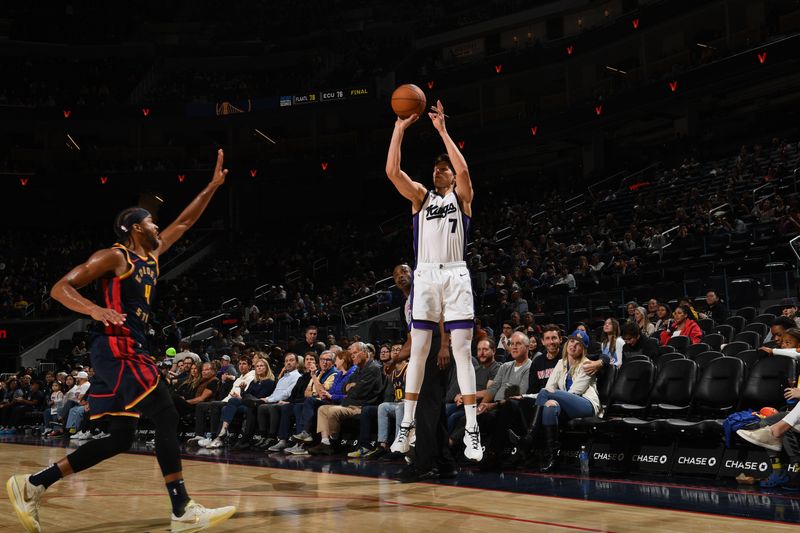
{"left": 386, "top": 115, "right": 427, "bottom": 210}
{"left": 157, "top": 148, "right": 229, "bottom": 255}
{"left": 429, "top": 100, "right": 473, "bottom": 209}
{"left": 51, "top": 248, "right": 128, "bottom": 326}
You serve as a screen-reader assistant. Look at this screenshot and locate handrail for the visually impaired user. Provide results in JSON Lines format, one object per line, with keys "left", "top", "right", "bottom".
{"left": 529, "top": 210, "right": 546, "bottom": 224}
{"left": 161, "top": 315, "right": 201, "bottom": 336}
{"left": 494, "top": 226, "right": 513, "bottom": 244}
{"left": 194, "top": 313, "right": 230, "bottom": 332}
{"left": 286, "top": 269, "right": 302, "bottom": 284}
{"left": 379, "top": 212, "right": 405, "bottom": 235}
{"left": 588, "top": 169, "right": 627, "bottom": 197}
{"left": 373, "top": 276, "right": 395, "bottom": 291}
{"left": 789, "top": 234, "right": 800, "bottom": 265}
{"left": 707, "top": 202, "right": 730, "bottom": 222}
{"left": 221, "top": 298, "right": 240, "bottom": 311}
{"left": 340, "top": 290, "right": 392, "bottom": 329}
{"left": 754, "top": 192, "right": 775, "bottom": 208}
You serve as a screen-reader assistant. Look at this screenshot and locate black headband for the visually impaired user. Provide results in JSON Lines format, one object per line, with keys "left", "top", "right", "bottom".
{"left": 115, "top": 208, "right": 151, "bottom": 239}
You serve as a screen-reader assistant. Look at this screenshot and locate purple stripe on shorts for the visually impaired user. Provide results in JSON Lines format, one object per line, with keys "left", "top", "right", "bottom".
{"left": 412, "top": 319, "right": 439, "bottom": 331}
{"left": 444, "top": 320, "right": 475, "bottom": 332}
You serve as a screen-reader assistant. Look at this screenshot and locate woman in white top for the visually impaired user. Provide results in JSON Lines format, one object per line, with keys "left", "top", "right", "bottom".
{"left": 634, "top": 306, "right": 656, "bottom": 338}
{"left": 600, "top": 318, "right": 625, "bottom": 366}
{"left": 535, "top": 333, "right": 601, "bottom": 472}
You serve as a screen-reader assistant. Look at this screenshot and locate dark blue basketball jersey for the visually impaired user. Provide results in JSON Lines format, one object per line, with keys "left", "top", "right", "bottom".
{"left": 96, "top": 244, "right": 158, "bottom": 345}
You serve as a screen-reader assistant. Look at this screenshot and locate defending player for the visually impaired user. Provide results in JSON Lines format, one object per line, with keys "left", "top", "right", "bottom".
{"left": 385, "top": 100, "right": 482, "bottom": 461}
{"left": 7, "top": 150, "right": 236, "bottom": 532}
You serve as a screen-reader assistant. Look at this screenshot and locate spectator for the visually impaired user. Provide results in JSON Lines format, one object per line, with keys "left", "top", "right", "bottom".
{"left": 267, "top": 352, "right": 319, "bottom": 452}
{"left": 654, "top": 303, "right": 673, "bottom": 335}
{"left": 762, "top": 316, "right": 797, "bottom": 348}
{"left": 177, "top": 340, "right": 202, "bottom": 366}
{"left": 646, "top": 299, "right": 659, "bottom": 323}
{"left": 659, "top": 305, "right": 703, "bottom": 345}
{"left": 217, "top": 355, "right": 239, "bottom": 380}
{"left": 191, "top": 357, "right": 255, "bottom": 447}
{"left": 308, "top": 342, "right": 384, "bottom": 455}
{"left": 297, "top": 326, "right": 323, "bottom": 355}
{"left": 43, "top": 380, "right": 64, "bottom": 432}
{"left": 497, "top": 321, "right": 514, "bottom": 356}
{"left": 510, "top": 289, "right": 528, "bottom": 315}
{"left": 621, "top": 322, "right": 659, "bottom": 360}
{"left": 783, "top": 300, "right": 800, "bottom": 328}
{"left": 633, "top": 306, "right": 655, "bottom": 337}
{"left": 172, "top": 362, "right": 219, "bottom": 418}
{"left": 600, "top": 318, "right": 625, "bottom": 366}
{"left": 251, "top": 353, "right": 302, "bottom": 448}
{"left": 535, "top": 331, "right": 601, "bottom": 472}
{"left": 699, "top": 290, "right": 728, "bottom": 322}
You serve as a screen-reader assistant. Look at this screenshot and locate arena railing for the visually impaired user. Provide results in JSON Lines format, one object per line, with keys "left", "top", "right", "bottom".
{"left": 161, "top": 315, "right": 201, "bottom": 338}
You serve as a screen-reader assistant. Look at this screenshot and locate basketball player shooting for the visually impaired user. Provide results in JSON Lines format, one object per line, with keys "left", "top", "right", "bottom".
{"left": 7, "top": 150, "right": 236, "bottom": 533}
{"left": 385, "top": 100, "right": 482, "bottom": 462}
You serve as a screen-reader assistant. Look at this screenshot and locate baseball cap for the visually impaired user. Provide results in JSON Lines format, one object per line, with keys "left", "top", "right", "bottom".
{"left": 165, "top": 347, "right": 177, "bottom": 357}
{"left": 568, "top": 329, "right": 590, "bottom": 348}
{"left": 221, "top": 354, "right": 231, "bottom": 361}
{"left": 77, "top": 371, "right": 89, "bottom": 379}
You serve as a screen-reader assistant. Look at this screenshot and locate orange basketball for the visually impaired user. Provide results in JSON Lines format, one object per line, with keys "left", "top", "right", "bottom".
{"left": 759, "top": 407, "right": 778, "bottom": 417}
{"left": 391, "top": 84, "right": 427, "bottom": 119}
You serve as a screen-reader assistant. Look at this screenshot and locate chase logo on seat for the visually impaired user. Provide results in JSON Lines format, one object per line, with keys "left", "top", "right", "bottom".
{"left": 718, "top": 449, "right": 772, "bottom": 479}
{"left": 673, "top": 447, "right": 723, "bottom": 475}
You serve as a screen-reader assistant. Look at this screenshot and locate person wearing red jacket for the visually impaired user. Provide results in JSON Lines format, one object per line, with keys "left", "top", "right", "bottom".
{"left": 659, "top": 305, "right": 703, "bottom": 346}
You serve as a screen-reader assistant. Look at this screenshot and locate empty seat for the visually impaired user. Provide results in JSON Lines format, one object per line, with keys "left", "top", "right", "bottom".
{"left": 693, "top": 351, "right": 724, "bottom": 371}
{"left": 722, "top": 341, "right": 750, "bottom": 357}
{"left": 754, "top": 313, "right": 776, "bottom": 325}
{"left": 763, "top": 304, "right": 784, "bottom": 316}
{"left": 702, "top": 333, "right": 723, "bottom": 351}
{"left": 605, "top": 360, "right": 657, "bottom": 415}
{"left": 734, "top": 331, "right": 760, "bottom": 348}
{"left": 734, "top": 306, "right": 756, "bottom": 323}
{"left": 697, "top": 318, "right": 716, "bottom": 334}
{"left": 716, "top": 325, "right": 736, "bottom": 343}
{"left": 658, "top": 345, "right": 676, "bottom": 357}
{"left": 740, "top": 356, "right": 797, "bottom": 410}
{"left": 656, "top": 352, "right": 686, "bottom": 373}
{"left": 666, "top": 335, "right": 691, "bottom": 354}
{"left": 732, "top": 349, "right": 766, "bottom": 370}
{"left": 685, "top": 343, "right": 710, "bottom": 360}
{"left": 725, "top": 316, "right": 746, "bottom": 334}
{"left": 743, "top": 322, "right": 768, "bottom": 339}
{"left": 650, "top": 359, "right": 698, "bottom": 413}
{"left": 596, "top": 364, "right": 618, "bottom": 407}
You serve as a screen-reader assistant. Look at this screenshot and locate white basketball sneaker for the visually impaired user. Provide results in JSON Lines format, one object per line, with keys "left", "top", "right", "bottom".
{"left": 6, "top": 474, "right": 45, "bottom": 533}
{"left": 171, "top": 500, "right": 236, "bottom": 532}
{"left": 390, "top": 423, "right": 415, "bottom": 454}
{"left": 463, "top": 426, "right": 483, "bottom": 462}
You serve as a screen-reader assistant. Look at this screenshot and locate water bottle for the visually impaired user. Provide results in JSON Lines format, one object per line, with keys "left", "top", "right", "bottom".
{"left": 579, "top": 445, "right": 590, "bottom": 476}
{"left": 204, "top": 432, "right": 212, "bottom": 440}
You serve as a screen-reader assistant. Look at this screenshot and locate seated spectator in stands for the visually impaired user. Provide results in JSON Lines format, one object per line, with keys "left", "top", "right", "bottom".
{"left": 654, "top": 302, "right": 673, "bottom": 335}
{"left": 600, "top": 318, "right": 625, "bottom": 366}
{"left": 5, "top": 380, "right": 45, "bottom": 429}
{"left": 190, "top": 356, "right": 255, "bottom": 447}
{"left": 289, "top": 349, "right": 355, "bottom": 449}
{"left": 349, "top": 354, "right": 407, "bottom": 458}
{"left": 752, "top": 199, "right": 776, "bottom": 223}
{"left": 249, "top": 353, "right": 301, "bottom": 448}
{"left": 0, "top": 378, "right": 23, "bottom": 430}
{"left": 698, "top": 290, "right": 728, "bottom": 322}
{"left": 43, "top": 380, "right": 64, "bottom": 431}
{"left": 620, "top": 322, "right": 659, "bottom": 360}
{"left": 177, "top": 340, "right": 202, "bottom": 366}
{"left": 553, "top": 266, "right": 576, "bottom": 292}
{"left": 621, "top": 232, "right": 637, "bottom": 252}
{"left": 297, "top": 325, "right": 324, "bottom": 355}
{"left": 535, "top": 332, "right": 600, "bottom": 472}
{"left": 267, "top": 352, "right": 319, "bottom": 452}
{"left": 589, "top": 253, "right": 605, "bottom": 273}
{"left": 633, "top": 306, "right": 655, "bottom": 337}
{"left": 659, "top": 305, "right": 703, "bottom": 346}
{"left": 625, "top": 302, "right": 637, "bottom": 322}
{"left": 763, "top": 316, "right": 797, "bottom": 347}
{"left": 378, "top": 344, "right": 392, "bottom": 376}
{"left": 172, "top": 362, "right": 219, "bottom": 418}
{"left": 510, "top": 289, "right": 528, "bottom": 315}
{"left": 216, "top": 354, "right": 239, "bottom": 380}
{"left": 205, "top": 358, "right": 275, "bottom": 449}
{"left": 308, "top": 342, "right": 384, "bottom": 455}
{"left": 497, "top": 321, "right": 514, "bottom": 357}
{"left": 760, "top": 326, "right": 800, "bottom": 357}
{"left": 646, "top": 299, "right": 659, "bottom": 323}
{"left": 677, "top": 297, "right": 700, "bottom": 320}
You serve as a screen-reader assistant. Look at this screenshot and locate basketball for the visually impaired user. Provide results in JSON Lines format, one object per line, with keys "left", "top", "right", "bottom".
{"left": 391, "top": 84, "right": 426, "bottom": 119}
{"left": 759, "top": 407, "right": 778, "bottom": 417}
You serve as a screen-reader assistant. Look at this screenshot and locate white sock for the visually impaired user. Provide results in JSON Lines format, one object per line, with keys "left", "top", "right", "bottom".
{"left": 400, "top": 400, "right": 418, "bottom": 427}
{"left": 464, "top": 403, "right": 478, "bottom": 430}
{"left": 321, "top": 437, "right": 330, "bottom": 445}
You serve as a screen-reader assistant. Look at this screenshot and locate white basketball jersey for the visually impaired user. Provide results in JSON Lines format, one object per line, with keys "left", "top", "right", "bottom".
{"left": 413, "top": 190, "right": 470, "bottom": 265}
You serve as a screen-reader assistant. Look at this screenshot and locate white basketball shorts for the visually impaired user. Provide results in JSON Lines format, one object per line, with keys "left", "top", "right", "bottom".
{"left": 411, "top": 261, "right": 474, "bottom": 331}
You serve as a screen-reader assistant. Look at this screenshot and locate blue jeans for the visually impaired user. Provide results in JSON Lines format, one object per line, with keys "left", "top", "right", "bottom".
{"left": 300, "top": 397, "right": 325, "bottom": 433}
{"left": 278, "top": 402, "right": 304, "bottom": 440}
{"left": 377, "top": 402, "right": 404, "bottom": 444}
{"left": 446, "top": 403, "right": 464, "bottom": 434}
{"left": 66, "top": 404, "right": 86, "bottom": 430}
{"left": 358, "top": 405, "right": 379, "bottom": 447}
{"left": 220, "top": 398, "right": 248, "bottom": 425}
{"left": 536, "top": 389, "right": 594, "bottom": 426}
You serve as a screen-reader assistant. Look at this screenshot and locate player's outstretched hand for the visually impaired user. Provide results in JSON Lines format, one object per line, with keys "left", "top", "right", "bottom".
{"left": 91, "top": 306, "right": 126, "bottom": 327}
{"left": 428, "top": 99, "right": 446, "bottom": 133}
{"left": 211, "top": 148, "right": 229, "bottom": 187}
{"left": 395, "top": 113, "right": 419, "bottom": 130}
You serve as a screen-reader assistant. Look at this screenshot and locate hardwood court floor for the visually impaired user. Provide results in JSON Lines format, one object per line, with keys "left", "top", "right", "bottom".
{"left": 0, "top": 443, "right": 797, "bottom": 533}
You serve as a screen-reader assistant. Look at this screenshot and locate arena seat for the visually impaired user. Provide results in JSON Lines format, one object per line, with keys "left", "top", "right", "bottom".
{"left": 701, "top": 333, "right": 723, "bottom": 351}
{"left": 725, "top": 316, "right": 746, "bottom": 334}
{"left": 733, "top": 331, "right": 760, "bottom": 348}
{"left": 649, "top": 358, "right": 697, "bottom": 414}
{"left": 731, "top": 349, "right": 766, "bottom": 370}
{"left": 740, "top": 356, "right": 797, "bottom": 410}
{"left": 655, "top": 352, "right": 685, "bottom": 373}
{"left": 722, "top": 341, "right": 749, "bottom": 357}
{"left": 666, "top": 335, "right": 690, "bottom": 354}
{"left": 696, "top": 318, "right": 715, "bottom": 334}
{"left": 657, "top": 345, "right": 676, "bottom": 358}
{"left": 733, "top": 306, "right": 756, "bottom": 323}
{"left": 753, "top": 313, "right": 776, "bottom": 325}
{"left": 685, "top": 343, "right": 710, "bottom": 360}
{"left": 743, "top": 322, "right": 768, "bottom": 339}
{"left": 692, "top": 351, "right": 724, "bottom": 372}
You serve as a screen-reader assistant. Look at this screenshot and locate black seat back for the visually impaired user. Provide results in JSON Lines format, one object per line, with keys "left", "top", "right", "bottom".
{"left": 702, "top": 333, "right": 723, "bottom": 351}
{"left": 693, "top": 351, "right": 724, "bottom": 371}
{"left": 651, "top": 358, "right": 697, "bottom": 406}
{"left": 716, "top": 324, "right": 736, "bottom": 343}
{"left": 741, "top": 357, "right": 797, "bottom": 409}
{"left": 697, "top": 318, "right": 716, "bottom": 334}
{"left": 743, "top": 322, "right": 768, "bottom": 339}
{"left": 666, "top": 335, "right": 690, "bottom": 354}
{"left": 694, "top": 357, "right": 744, "bottom": 410}
{"left": 754, "top": 313, "right": 776, "bottom": 325}
{"left": 596, "top": 364, "right": 618, "bottom": 407}
{"left": 722, "top": 341, "right": 750, "bottom": 357}
{"left": 655, "top": 352, "right": 686, "bottom": 373}
{"left": 608, "top": 360, "right": 656, "bottom": 406}
{"left": 658, "top": 345, "right": 676, "bottom": 357}
{"left": 733, "top": 349, "right": 766, "bottom": 370}
{"left": 735, "top": 307, "right": 757, "bottom": 323}
{"left": 726, "top": 315, "right": 746, "bottom": 334}
{"left": 685, "top": 343, "right": 710, "bottom": 360}
{"left": 733, "top": 331, "right": 760, "bottom": 348}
